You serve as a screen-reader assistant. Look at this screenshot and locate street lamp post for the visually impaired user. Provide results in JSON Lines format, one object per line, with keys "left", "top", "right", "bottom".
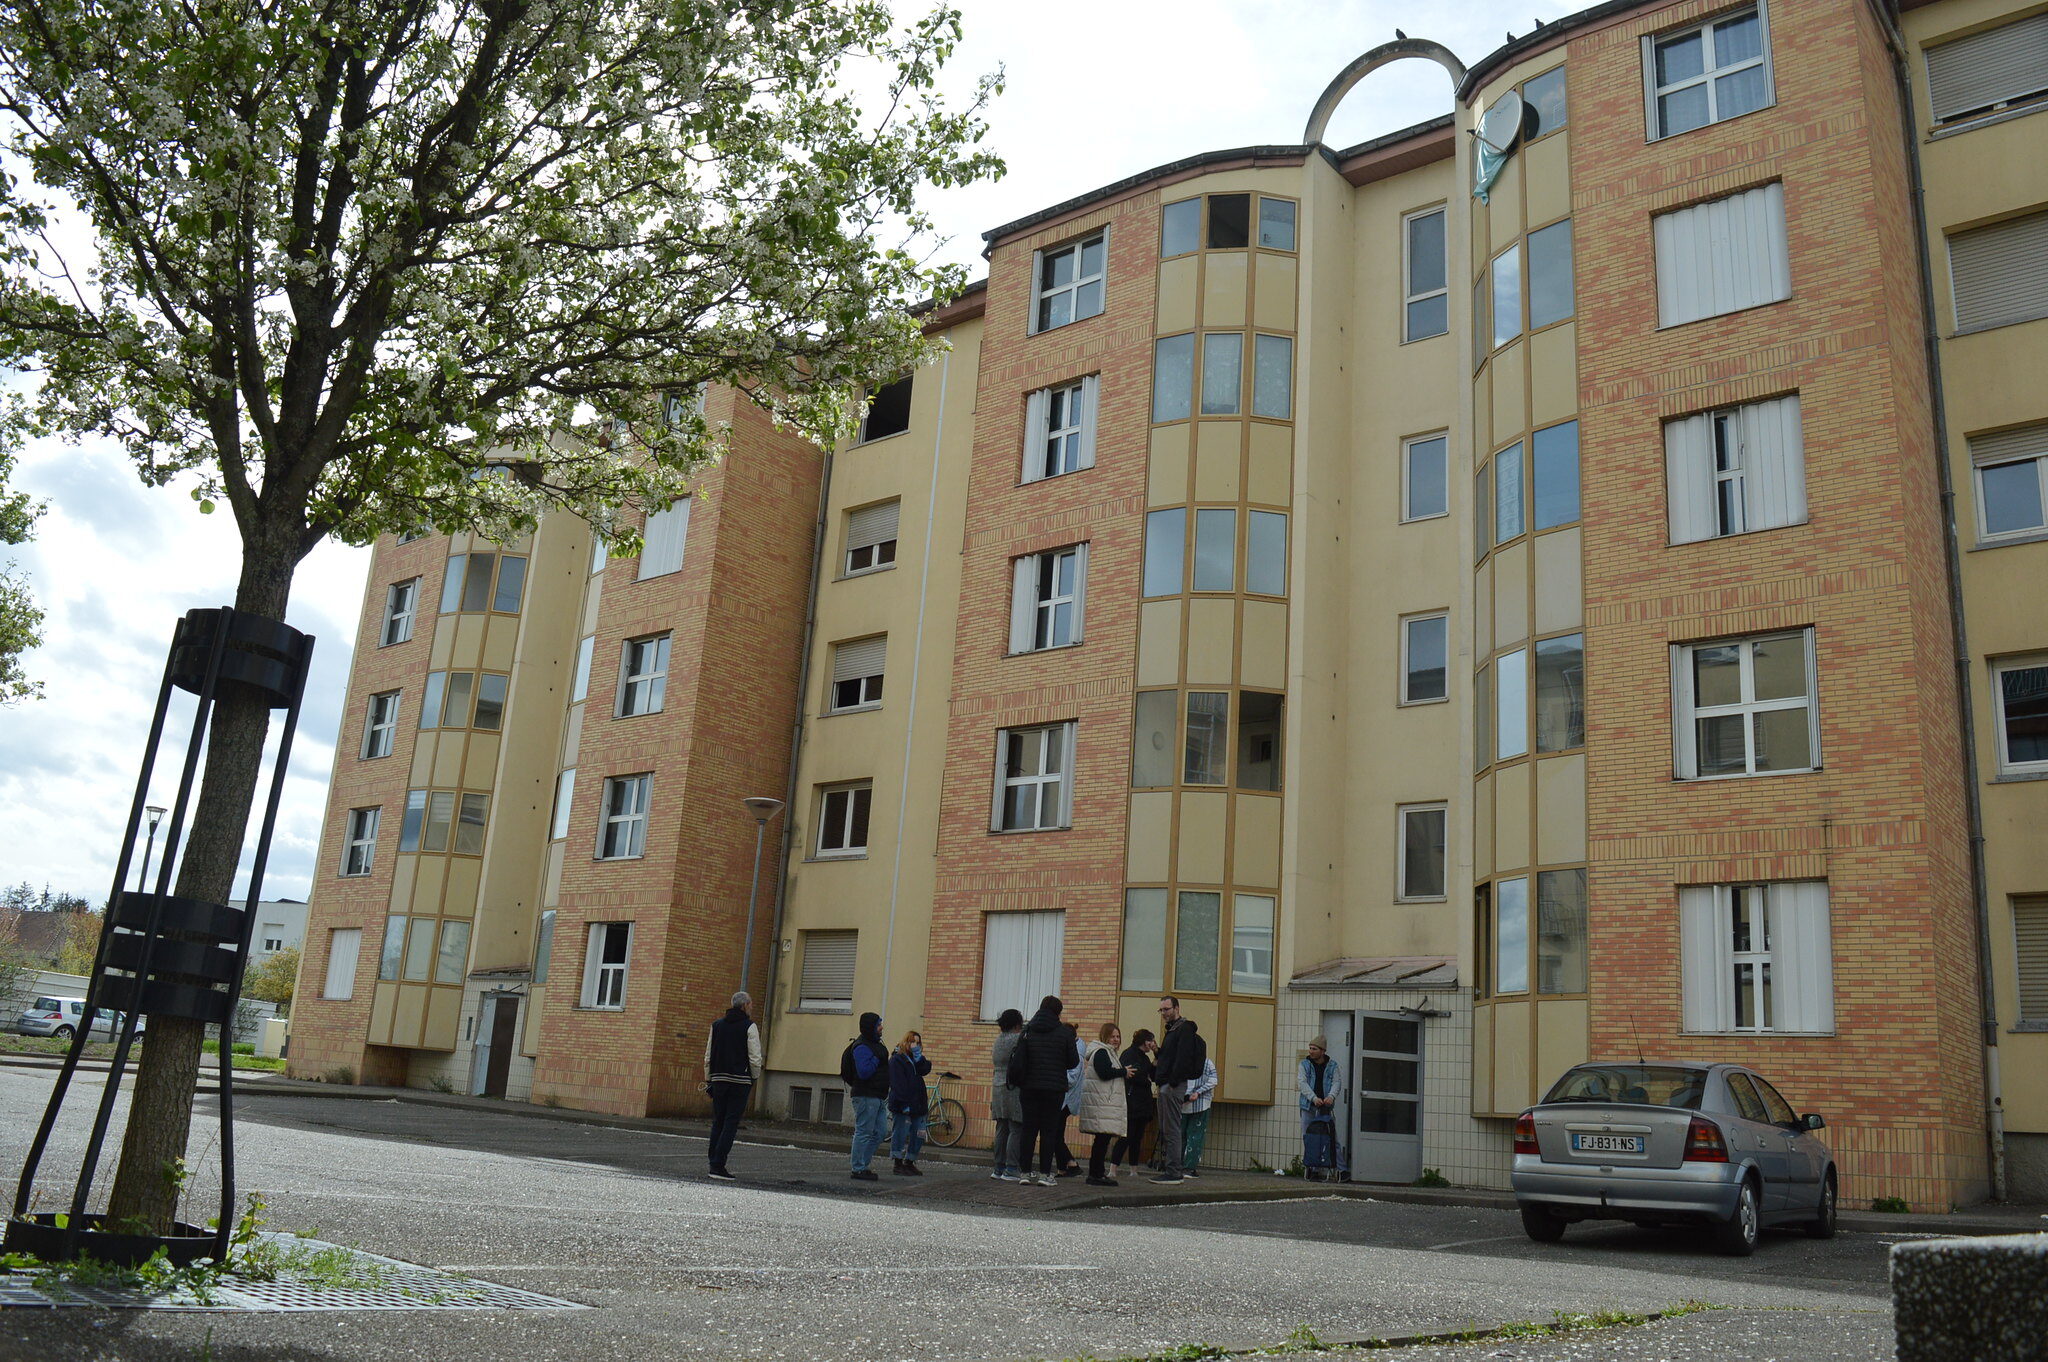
{"left": 135, "top": 805, "right": 167, "bottom": 895}
{"left": 738, "top": 796, "right": 784, "bottom": 993}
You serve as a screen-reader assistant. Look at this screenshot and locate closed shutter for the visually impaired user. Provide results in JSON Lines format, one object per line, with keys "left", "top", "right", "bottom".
{"left": 832, "top": 635, "right": 887, "bottom": 685}
{"left": 1665, "top": 413, "right": 1716, "bottom": 544}
{"left": 1950, "top": 210, "right": 2048, "bottom": 333}
{"left": 799, "top": 930, "right": 857, "bottom": 1010}
{"left": 1740, "top": 394, "right": 1807, "bottom": 531}
{"left": 1679, "top": 886, "right": 1726, "bottom": 1031}
{"left": 2016, "top": 897, "right": 2048, "bottom": 1023}
{"left": 637, "top": 501, "right": 690, "bottom": 579}
{"left": 1020, "top": 388, "right": 1051, "bottom": 483}
{"left": 1654, "top": 183, "right": 1790, "bottom": 327}
{"left": 1769, "top": 881, "right": 1834, "bottom": 1033}
{"left": 1969, "top": 421, "right": 2048, "bottom": 467}
{"left": 978, "top": 910, "right": 1065, "bottom": 1021}
{"left": 847, "top": 500, "right": 899, "bottom": 553}
{"left": 1926, "top": 12, "right": 2048, "bottom": 124}
{"left": 322, "top": 928, "right": 361, "bottom": 1001}
{"left": 1009, "top": 556, "right": 1037, "bottom": 654}
{"left": 1076, "top": 375, "right": 1100, "bottom": 470}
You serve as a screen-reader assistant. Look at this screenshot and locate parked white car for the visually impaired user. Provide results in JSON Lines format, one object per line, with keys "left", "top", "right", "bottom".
{"left": 12, "top": 997, "right": 146, "bottom": 1041}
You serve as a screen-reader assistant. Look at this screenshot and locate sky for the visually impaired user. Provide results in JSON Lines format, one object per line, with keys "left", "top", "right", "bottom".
{"left": 0, "top": 0, "right": 1532, "bottom": 906}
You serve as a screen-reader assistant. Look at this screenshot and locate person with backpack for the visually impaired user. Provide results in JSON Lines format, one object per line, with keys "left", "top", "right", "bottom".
{"left": 700, "top": 990, "right": 761, "bottom": 1182}
{"left": 1008, "top": 996, "right": 1073, "bottom": 1185}
{"left": 840, "top": 1011, "right": 890, "bottom": 1182}
{"left": 1299, "top": 1036, "right": 1346, "bottom": 1181}
{"left": 1078, "top": 1022, "right": 1130, "bottom": 1186}
{"left": 989, "top": 1008, "right": 1025, "bottom": 1182}
{"left": 1149, "top": 996, "right": 1205, "bottom": 1184}
{"left": 887, "top": 1030, "right": 933, "bottom": 1176}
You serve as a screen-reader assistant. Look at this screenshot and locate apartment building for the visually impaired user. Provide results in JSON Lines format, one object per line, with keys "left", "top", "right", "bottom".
{"left": 292, "top": 0, "right": 2046, "bottom": 1206}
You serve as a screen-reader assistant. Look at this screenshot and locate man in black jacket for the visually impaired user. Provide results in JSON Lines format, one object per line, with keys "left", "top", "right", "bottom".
{"left": 1149, "top": 996, "right": 1205, "bottom": 1184}
{"left": 840, "top": 1012, "right": 891, "bottom": 1181}
{"left": 703, "top": 990, "right": 761, "bottom": 1181}
{"left": 1011, "top": 996, "right": 1074, "bottom": 1185}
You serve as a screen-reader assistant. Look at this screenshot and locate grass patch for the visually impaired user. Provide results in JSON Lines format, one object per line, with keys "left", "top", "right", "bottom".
{"left": 1870, "top": 1196, "right": 1911, "bottom": 1213}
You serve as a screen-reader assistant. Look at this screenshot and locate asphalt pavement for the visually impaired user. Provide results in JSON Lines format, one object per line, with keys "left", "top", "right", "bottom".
{"left": 0, "top": 1067, "right": 1922, "bottom": 1361}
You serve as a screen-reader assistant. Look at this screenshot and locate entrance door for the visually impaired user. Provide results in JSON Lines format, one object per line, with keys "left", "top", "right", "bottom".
{"left": 470, "top": 994, "right": 520, "bottom": 1098}
{"left": 1351, "top": 1011, "right": 1423, "bottom": 1184}
{"left": 1318, "top": 1011, "right": 1355, "bottom": 1178}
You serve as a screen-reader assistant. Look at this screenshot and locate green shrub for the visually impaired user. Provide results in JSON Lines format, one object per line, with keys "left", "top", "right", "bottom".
{"left": 1871, "top": 1196, "right": 1911, "bottom": 1213}
{"left": 1415, "top": 1167, "right": 1451, "bottom": 1187}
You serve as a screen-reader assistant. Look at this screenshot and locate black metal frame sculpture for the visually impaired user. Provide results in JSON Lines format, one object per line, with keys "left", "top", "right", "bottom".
{"left": 6, "top": 607, "right": 313, "bottom": 1266}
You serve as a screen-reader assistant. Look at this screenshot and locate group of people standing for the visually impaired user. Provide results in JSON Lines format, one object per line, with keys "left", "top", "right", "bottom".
{"left": 839, "top": 1010, "right": 941, "bottom": 1179}
{"left": 988, "top": 993, "right": 1215, "bottom": 1186}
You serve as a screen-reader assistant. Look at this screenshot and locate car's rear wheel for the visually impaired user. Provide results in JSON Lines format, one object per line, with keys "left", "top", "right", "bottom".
{"left": 1519, "top": 1204, "right": 1567, "bottom": 1243}
{"left": 1805, "top": 1169, "right": 1838, "bottom": 1240}
{"left": 52, "top": 1026, "right": 73, "bottom": 1040}
{"left": 1714, "top": 1178, "right": 1760, "bottom": 1257}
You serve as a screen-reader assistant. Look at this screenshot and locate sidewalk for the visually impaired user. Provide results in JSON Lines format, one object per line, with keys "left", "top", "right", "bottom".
{"left": 7, "top": 1052, "right": 2042, "bottom": 1237}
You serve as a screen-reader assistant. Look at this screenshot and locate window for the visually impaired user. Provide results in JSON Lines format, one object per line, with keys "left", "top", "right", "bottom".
{"left": 816, "top": 782, "right": 872, "bottom": 857}
{"left": 1033, "top": 231, "right": 1106, "bottom": 332}
{"left": 1674, "top": 630, "right": 1817, "bottom": 779}
{"left": 1246, "top": 511, "right": 1287, "bottom": 596}
{"left": 618, "top": 634, "right": 671, "bottom": 716}
{"left": 436, "top": 919, "right": 470, "bottom": 985}
{"left": 798, "top": 929, "right": 857, "bottom": 1011}
{"left": 419, "top": 671, "right": 505, "bottom": 731}
{"left": 1132, "top": 691, "right": 1177, "bottom": 787}
{"left": 322, "top": 928, "right": 361, "bottom": 1000}
{"left": 591, "top": 532, "right": 609, "bottom": 574}
{"left": 1193, "top": 508, "right": 1235, "bottom": 591}
{"left": 1398, "top": 805, "right": 1447, "bottom": 900}
{"left": 1523, "top": 66, "right": 1567, "bottom": 137}
{"left": 378, "top": 917, "right": 406, "bottom": 980}
{"left": 549, "top": 769, "right": 575, "bottom": 840}
{"left": 1471, "top": 274, "right": 1490, "bottom": 372}
{"left": 1023, "top": 377, "right": 1097, "bottom": 481}
{"left": 1403, "top": 209, "right": 1448, "bottom": 342}
{"left": 262, "top": 926, "right": 285, "bottom": 953}
{"left": 1926, "top": 12, "right": 2048, "bottom": 127}
{"left": 830, "top": 635, "right": 886, "bottom": 712}
{"left": 994, "top": 722, "right": 1074, "bottom": 831}
{"left": 397, "top": 790, "right": 483, "bottom": 853}
{"left": 534, "top": 909, "right": 556, "bottom": 983}
{"left": 362, "top": 691, "right": 399, "bottom": 759}
{"left": 1121, "top": 889, "right": 1168, "bottom": 991}
{"left": 1490, "top": 246, "right": 1521, "bottom": 350}
{"left": 1993, "top": 658, "right": 2048, "bottom": 774}
{"left": 1174, "top": 890, "right": 1221, "bottom": 993}
{"left": 2016, "top": 897, "right": 2048, "bottom": 1025}
{"left": 1238, "top": 692, "right": 1283, "bottom": 791}
{"left": 580, "top": 921, "right": 632, "bottom": 1009}
{"left": 381, "top": 579, "right": 419, "bottom": 646}
{"left": 1666, "top": 396, "right": 1805, "bottom": 542}
{"left": 1648, "top": 7, "right": 1771, "bottom": 139}
{"left": 1201, "top": 333, "right": 1242, "bottom": 415}
{"left": 1009, "top": 546, "right": 1087, "bottom": 652}
{"left": 1474, "top": 664, "right": 1492, "bottom": 772}
{"left": 1402, "top": 614, "right": 1449, "bottom": 704}
{"left": 342, "top": 807, "right": 379, "bottom": 877}
{"left": 1153, "top": 334, "right": 1195, "bottom": 422}
{"left": 439, "top": 552, "right": 528, "bottom": 614}
{"left": 1143, "top": 509, "right": 1186, "bottom": 596}
{"left": 980, "top": 910, "right": 1065, "bottom": 1019}
{"left": 1680, "top": 881, "right": 1833, "bottom": 1033}
{"left": 1494, "top": 876, "right": 1529, "bottom": 994}
{"left": 599, "top": 774, "right": 651, "bottom": 859}
{"left": 1403, "top": 434, "right": 1449, "bottom": 522}
{"left": 454, "top": 792, "right": 487, "bottom": 854}
{"left": 1492, "top": 442, "right": 1523, "bottom": 546}
{"left": 1259, "top": 197, "right": 1297, "bottom": 251}
{"left": 1184, "top": 692, "right": 1229, "bottom": 784}
{"left": 571, "top": 635, "right": 595, "bottom": 702}
{"left": 844, "top": 500, "right": 899, "bottom": 575}
{"left": 474, "top": 673, "right": 508, "bottom": 731}
{"left": 1535, "top": 634, "right": 1585, "bottom": 752}
{"left": 637, "top": 501, "right": 690, "bottom": 579}
{"left": 1654, "top": 183, "right": 1789, "bottom": 327}
{"left": 1253, "top": 334, "right": 1293, "bottom": 419}
{"left": 1207, "top": 195, "right": 1249, "bottom": 249}
{"left": 1972, "top": 423, "right": 2048, "bottom": 540}
{"left": 1231, "top": 894, "right": 1275, "bottom": 994}
{"left": 858, "top": 376, "right": 913, "bottom": 443}
{"left": 1496, "top": 647, "right": 1529, "bottom": 761}
{"left": 1536, "top": 868, "right": 1587, "bottom": 994}
{"left": 1527, "top": 219, "right": 1574, "bottom": 330}
{"left": 1161, "top": 199, "right": 1200, "bottom": 257}
{"left": 403, "top": 915, "right": 434, "bottom": 980}
{"left": 1531, "top": 420, "right": 1581, "bottom": 531}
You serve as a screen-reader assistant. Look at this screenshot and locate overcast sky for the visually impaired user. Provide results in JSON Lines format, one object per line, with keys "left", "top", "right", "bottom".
{"left": 0, "top": 1, "right": 1529, "bottom": 906}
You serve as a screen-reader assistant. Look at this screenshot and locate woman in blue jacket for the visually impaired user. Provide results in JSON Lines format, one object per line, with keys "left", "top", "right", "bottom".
{"left": 887, "top": 1030, "right": 934, "bottom": 1175}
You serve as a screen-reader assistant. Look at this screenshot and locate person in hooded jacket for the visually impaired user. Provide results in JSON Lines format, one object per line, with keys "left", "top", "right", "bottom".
{"left": 887, "top": 1030, "right": 933, "bottom": 1175}
{"left": 840, "top": 1011, "right": 890, "bottom": 1181}
{"left": 1109, "top": 1028, "right": 1157, "bottom": 1178}
{"left": 701, "top": 990, "right": 762, "bottom": 1181}
{"left": 1011, "top": 996, "right": 1074, "bottom": 1185}
{"left": 989, "top": 1008, "right": 1025, "bottom": 1181}
{"left": 1078, "top": 1022, "right": 1131, "bottom": 1186}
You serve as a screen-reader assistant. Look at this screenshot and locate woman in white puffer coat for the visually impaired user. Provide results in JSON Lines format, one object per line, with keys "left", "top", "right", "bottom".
{"left": 1079, "top": 1021, "right": 1132, "bottom": 1187}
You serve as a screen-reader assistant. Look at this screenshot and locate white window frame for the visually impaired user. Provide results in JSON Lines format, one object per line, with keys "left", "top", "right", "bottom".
{"left": 381, "top": 579, "right": 419, "bottom": 646}
{"left": 844, "top": 500, "right": 900, "bottom": 577}
{"left": 1645, "top": 5, "right": 1774, "bottom": 140}
{"left": 1021, "top": 376, "right": 1099, "bottom": 483}
{"left": 1970, "top": 425, "right": 2048, "bottom": 543}
{"left": 1402, "top": 432, "right": 1450, "bottom": 523}
{"left": 828, "top": 635, "right": 887, "bottom": 714}
{"left": 1401, "top": 612, "right": 1450, "bottom": 706}
{"left": 571, "top": 635, "right": 595, "bottom": 703}
{"left": 580, "top": 921, "right": 633, "bottom": 1010}
{"left": 1664, "top": 395, "right": 1806, "bottom": 544}
{"left": 815, "top": 782, "right": 873, "bottom": 859}
{"left": 1031, "top": 229, "right": 1107, "bottom": 335}
{"left": 549, "top": 768, "right": 576, "bottom": 840}
{"left": 362, "top": 690, "right": 400, "bottom": 759}
{"left": 1009, "top": 545, "right": 1088, "bottom": 653}
{"left": 1991, "top": 656, "right": 2048, "bottom": 775}
{"left": 598, "top": 773, "right": 651, "bottom": 860}
{"left": 617, "top": 633, "right": 671, "bottom": 717}
{"left": 978, "top": 910, "right": 1065, "bottom": 1020}
{"left": 992, "top": 721, "right": 1076, "bottom": 833}
{"left": 1672, "top": 629, "right": 1818, "bottom": 780}
{"left": 322, "top": 927, "right": 362, "bottom": 1000}
{"left": 342, "top": 807, "right": 380, "bottom": 877}
{"left": 1396, "top": 803, "right": 1448, "bottom": 902}
{"left": 1680, "top": 881, "right": 1834, "bottom": 1034}
{"left": 1402, "top": 207, "right": 1449, "bottom": 343}
{"left": 797, "top": 929, "right": 857, "bottom": 1012}
{"left": 1925, "top": 12, "right": 2048, "bottom": 129}
{"left": 637, "top": 501, "right": 690, "bottom": 580}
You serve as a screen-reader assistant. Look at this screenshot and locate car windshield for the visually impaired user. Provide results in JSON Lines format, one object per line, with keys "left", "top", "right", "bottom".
{"left": 1543, "top": 1065, "right": 1707, "bottom": 1110}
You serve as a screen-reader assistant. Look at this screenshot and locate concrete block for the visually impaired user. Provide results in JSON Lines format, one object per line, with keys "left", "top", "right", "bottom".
{"left": 1891, "top": 1233, "right": 2048, "bottom": 1361}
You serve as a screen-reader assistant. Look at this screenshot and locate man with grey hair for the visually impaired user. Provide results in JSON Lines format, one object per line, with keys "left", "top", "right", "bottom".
{"left": 703, "top": 990, "right": 762, "bottom": 1181}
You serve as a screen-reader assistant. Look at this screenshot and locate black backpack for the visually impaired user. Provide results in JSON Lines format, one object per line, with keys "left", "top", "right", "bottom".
{"left": 1005, "top": 1036, "right": 1029, "bottom": 1088}
{"left": 840, "top": 1039, "right": 863, "bottom": 1087}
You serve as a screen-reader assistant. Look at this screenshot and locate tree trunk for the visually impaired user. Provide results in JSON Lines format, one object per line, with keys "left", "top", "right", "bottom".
{"left": 102, "top": 536, "right": 299, "bottom": 1232}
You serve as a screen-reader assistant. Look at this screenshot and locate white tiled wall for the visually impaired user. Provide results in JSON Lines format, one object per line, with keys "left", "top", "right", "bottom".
{"left": 1203, "top": 986, "right": 1512, "bottom": 1189}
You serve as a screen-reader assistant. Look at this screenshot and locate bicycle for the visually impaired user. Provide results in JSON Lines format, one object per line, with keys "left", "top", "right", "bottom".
{"left": 924, "top": 1071, "right": 968, "bottom": 1147}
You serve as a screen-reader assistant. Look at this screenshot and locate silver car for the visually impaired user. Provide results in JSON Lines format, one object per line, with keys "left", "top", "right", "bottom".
{"left": 13, "top": 997, "right": 145, "bottom": 1041}
{"left": 1511, "top": 1062, "right": 1836, "bottom": 1256}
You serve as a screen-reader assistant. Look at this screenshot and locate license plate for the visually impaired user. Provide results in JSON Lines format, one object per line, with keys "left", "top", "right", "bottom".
{"left": 1570, "top": 1134, "right": 1644, "bottom": 1154}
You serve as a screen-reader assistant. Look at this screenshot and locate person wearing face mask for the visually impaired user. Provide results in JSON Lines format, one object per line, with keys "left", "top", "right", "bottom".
{"left": 887, "top": 1029, "right": 934, "bottom": 1176}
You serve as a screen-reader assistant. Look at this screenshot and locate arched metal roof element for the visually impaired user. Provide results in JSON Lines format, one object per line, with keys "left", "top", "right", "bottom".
{"left": 1301, "top": 38, "right": 1468, "bottom": 146}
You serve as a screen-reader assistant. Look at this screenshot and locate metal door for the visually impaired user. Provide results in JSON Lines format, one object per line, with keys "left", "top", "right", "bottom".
{"left": 1351, "top": 1011, "right": 1423, "bottom": 1184}
{"left": 469, "top": 993, "right": 519, "bottom": 1098}
{"left": 1319, "top": 1011, "right": 1355, "bottom": 1178}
